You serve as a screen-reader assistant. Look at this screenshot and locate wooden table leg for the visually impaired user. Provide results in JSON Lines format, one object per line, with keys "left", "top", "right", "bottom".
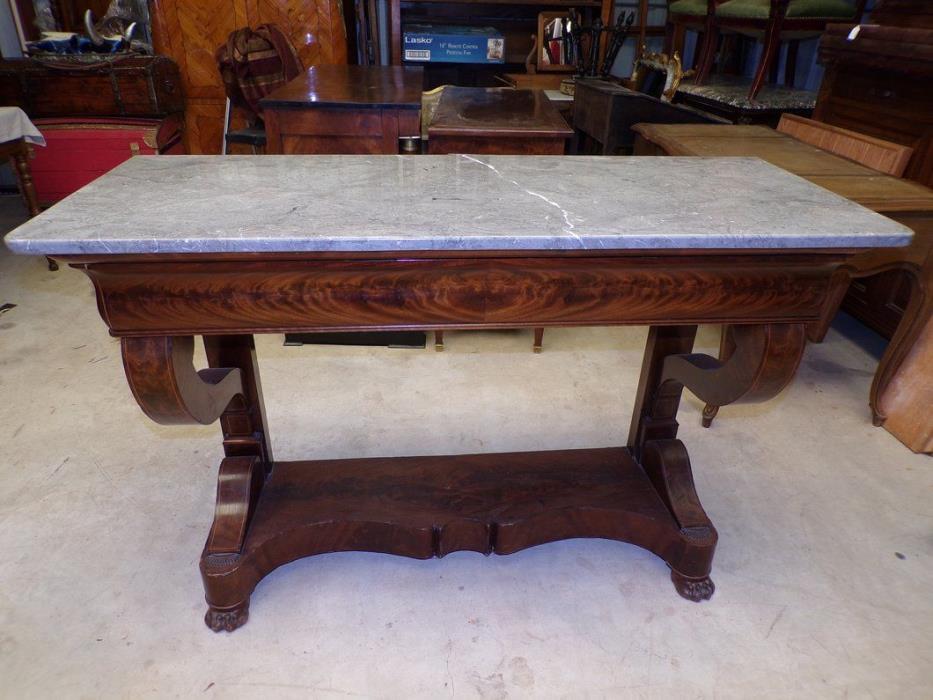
{"left": 533, "top": 327, "right": 544, "bottom": 353}
{"left": 627, "top": 325, "right": 717, "bottom": 600}
{"left": 121, "top": 334, "right": 272, "bottom": 632}
{"left": 9, "top": 148, "right": 39, "bottom": 217}
{"left": 8, "top": 145, "right": 56, "bottom": 271}
{"left": 628, "top": 322, "right": 807, "bottom": 600}
{"left": 200, "top": 335, "right": 273, "bottom": 631}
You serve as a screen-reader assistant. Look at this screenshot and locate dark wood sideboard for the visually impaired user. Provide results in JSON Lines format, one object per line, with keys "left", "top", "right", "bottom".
{"left": 816, "top": 3, "right": 933, "bottom": 341}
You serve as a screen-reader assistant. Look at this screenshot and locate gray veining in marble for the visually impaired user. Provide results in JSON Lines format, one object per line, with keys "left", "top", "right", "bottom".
{"left": 3, "top": 155, "right": 912, "bottom": 255}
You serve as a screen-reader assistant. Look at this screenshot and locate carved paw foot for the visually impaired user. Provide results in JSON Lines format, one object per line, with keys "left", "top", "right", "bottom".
{"left": 205, "top": 601, "right": 249, "bottom": 632}
{"left": 701, "top": 404, "right": 719, "bottom": 428}
{"left": 671, "top": 570, "right": 715, "bottom": 602}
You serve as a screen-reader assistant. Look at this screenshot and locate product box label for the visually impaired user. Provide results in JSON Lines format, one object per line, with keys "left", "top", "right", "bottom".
{"left": 403, "top": 25, "right": 505, "bottom": 64}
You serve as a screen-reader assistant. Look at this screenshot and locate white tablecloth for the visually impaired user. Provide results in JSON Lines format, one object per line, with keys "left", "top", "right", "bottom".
{"left": 0, "top": 106, "right": 45, "bottom": 147}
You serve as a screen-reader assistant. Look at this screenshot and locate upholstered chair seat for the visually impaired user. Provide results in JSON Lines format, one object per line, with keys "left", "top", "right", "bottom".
{"left": 669, "top": 0, "right": 709, "bottom": 16}
{"left": 716, "top": 0, "right": 857, "bottom": 19}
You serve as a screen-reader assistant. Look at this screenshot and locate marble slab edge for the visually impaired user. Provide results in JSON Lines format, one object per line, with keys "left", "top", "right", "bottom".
{"left": 5, "top": 232, "right": 914, "bottom": 257}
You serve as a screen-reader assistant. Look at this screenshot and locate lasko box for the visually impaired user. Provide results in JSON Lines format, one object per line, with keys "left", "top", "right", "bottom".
{"left": 403, "top": 25, "right": 505, "bottom": 64}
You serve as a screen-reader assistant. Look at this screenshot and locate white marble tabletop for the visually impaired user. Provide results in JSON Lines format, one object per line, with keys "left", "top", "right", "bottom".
{"left": 3, "top": 155, "right": 912, "bottom": 255}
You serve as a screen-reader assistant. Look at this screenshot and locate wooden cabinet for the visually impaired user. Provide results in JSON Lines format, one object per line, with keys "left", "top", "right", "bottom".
{"left": 150, "top": 0, "right": 347, "bottom": 154}
{"left": 261, "top": 66, "right": 423, "bottom": 154}
{"left": 842, "top": 271, "right": 912, "bottom": 340}
{"left": 815, "top": 2, "right": 933, "bottom": 341}
{"left": 868, "top": 0, "right": 933, "bottom": 30}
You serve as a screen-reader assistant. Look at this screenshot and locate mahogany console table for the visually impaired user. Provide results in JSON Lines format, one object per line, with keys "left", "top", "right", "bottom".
{"left": 4, "top": 155, "right": 909, "bottom": 632}
{"left": 260, "top": 65, "right": 424, "bottom": 154}
{"left": 633, "top": 123, "right": 933, "bottom": 453}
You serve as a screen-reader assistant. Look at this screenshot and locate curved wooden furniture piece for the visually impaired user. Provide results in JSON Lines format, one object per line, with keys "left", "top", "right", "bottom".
{"left": 202, "top": 454, "right": 264, "bottom": 632}
{"left": 198, "top": 444, "right": 727, "bottom": 629}
{"left": 665, "top": 323, "right": 806, "bottom": 409}
{"left": 67, "top": 250, "right": 844, "bottom": 631}
{"left": 121, "top": 336, "right": 244, "bottom": 425}
{"left": 705, "top": 256, "right": 928, "bottom": 439}
{"left": 860, "top": 260, "right": 929, "bottom": 429}
{"left": 121, "top": 334, "right": 274, "bottom": 631}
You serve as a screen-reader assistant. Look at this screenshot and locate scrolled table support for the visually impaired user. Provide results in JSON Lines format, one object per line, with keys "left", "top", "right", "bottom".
{"left": 121, "top": 335, "right": 245, "bottom": 425}
{"left": 680, "top": 324, "right": 807, "bottom": 429}
{"left": 628, "top": 322, "right": 807, "bottom": 600}
{"left": 121, "top": 334, "right": 273, "bottom": 631}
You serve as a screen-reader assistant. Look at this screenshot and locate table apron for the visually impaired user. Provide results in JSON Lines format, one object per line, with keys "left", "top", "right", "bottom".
{"left": 75, "top": 255, "right": 845, "bottom": 336}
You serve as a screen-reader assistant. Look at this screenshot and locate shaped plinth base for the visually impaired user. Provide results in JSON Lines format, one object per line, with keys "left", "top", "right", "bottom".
{"left": 199, "top": 446, "right": 717, "bottom": 630}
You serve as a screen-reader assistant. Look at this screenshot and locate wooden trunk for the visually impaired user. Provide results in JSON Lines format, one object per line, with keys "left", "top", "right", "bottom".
{"left": 0, "top": 56, "right": 184, "bottom": 118}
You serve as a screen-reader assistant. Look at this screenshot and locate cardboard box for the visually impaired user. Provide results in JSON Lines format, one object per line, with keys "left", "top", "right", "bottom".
{"left": 403, "top": 25, "right": 505, "bottom": 64}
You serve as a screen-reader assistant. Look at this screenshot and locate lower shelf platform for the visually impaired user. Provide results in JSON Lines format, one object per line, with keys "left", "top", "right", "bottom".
{"left": 201, "top": 446, "right": 717, "bottom": 631}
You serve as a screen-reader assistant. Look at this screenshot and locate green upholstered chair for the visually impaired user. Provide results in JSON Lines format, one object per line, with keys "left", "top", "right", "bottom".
{"left": 695, "top": 0, "right": 867, "bottom": 99}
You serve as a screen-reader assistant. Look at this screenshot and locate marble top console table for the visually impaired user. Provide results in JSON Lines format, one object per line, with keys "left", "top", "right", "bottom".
{"left": 4, "top": 155, "right": 910, "bottom": 632}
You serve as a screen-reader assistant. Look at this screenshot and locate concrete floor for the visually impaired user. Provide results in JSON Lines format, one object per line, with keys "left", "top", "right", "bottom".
{"left": 0, "top": 194, "right": 930, "bottom": 699}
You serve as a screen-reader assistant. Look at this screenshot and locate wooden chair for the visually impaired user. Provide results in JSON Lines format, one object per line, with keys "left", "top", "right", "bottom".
{"left": 696, "top": 0, "right": 867, "bottom": 100}
{"left": 666, "top": 0, "right": 721, "bottom": 69}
